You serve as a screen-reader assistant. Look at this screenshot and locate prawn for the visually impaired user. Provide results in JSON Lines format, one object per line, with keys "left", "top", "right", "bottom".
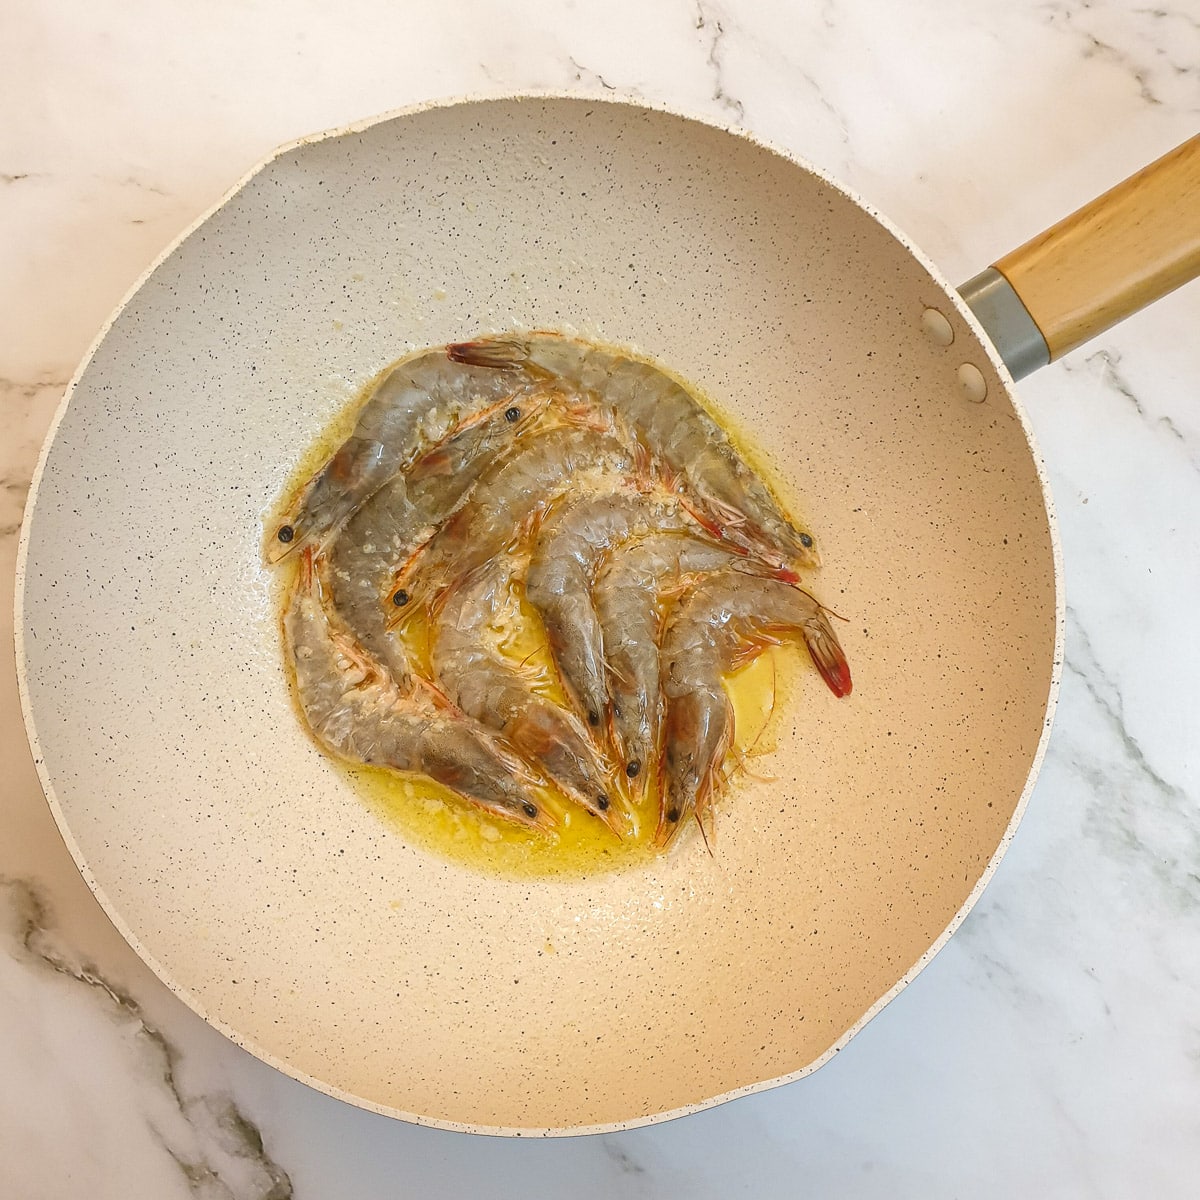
{"left": 448, "top": 333, "right": 820, "bottom": 572}
{"left": 284, "top": 549, "right": 556, "bottom": 832}
{"left": 326, "top": 391, "right": 552, "bottom": 685}
{"left": 593, "top": 532, "right": 774, "bottom": 796}
{"left": 524, "top": 485, "right": 695, "bottom": 734}
{"left": 429, "top": 555, "right": 627, "bottom": 835}
{"left": 267, "top": 342, "right": 551, "bottom": 563}
{"left": 387, "top": 423, "right": 637, "bottom": 619}
{"left": 656, "top": 569, "right": 851, "bottom": 848}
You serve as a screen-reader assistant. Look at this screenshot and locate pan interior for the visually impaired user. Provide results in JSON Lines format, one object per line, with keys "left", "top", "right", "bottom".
{"left": 18, "top": 98, "right": 1057, "bottom": 1131}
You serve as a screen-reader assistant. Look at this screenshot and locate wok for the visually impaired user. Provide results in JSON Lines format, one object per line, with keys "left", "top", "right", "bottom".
{"left": 15, "top": 96, "right": 1200, "bottom": 1133}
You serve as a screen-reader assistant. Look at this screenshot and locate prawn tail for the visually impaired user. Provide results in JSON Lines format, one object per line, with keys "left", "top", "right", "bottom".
{"left": 446, "top": 337, "right": 530, "bottom": 369}
{"left": 803, "top": 612, "right": 853, "bottom": 698}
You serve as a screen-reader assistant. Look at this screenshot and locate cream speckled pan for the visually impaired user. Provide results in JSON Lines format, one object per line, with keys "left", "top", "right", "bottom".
{"left": 15, "top": 97, "right": 1200, "bottom": 1134}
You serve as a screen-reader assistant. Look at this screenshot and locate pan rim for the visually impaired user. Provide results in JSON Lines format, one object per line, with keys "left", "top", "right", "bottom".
{"left": 13, "top": 89, "right": 1065, "bottom": 1136}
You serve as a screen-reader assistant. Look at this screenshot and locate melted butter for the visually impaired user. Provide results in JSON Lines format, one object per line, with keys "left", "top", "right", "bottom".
{"left": 271, "top": 335, "right": 816, "bottom": 879}
{"left": 343, "top": 642, "right": 800, "bottom": 879}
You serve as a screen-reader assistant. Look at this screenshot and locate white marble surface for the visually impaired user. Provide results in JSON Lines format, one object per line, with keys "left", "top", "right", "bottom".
{"left": 3, "top": 1, "right": 1198, "bottom": 1195}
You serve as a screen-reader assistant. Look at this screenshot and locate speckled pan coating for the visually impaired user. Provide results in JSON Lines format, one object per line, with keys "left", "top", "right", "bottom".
{"left": 15, "top": 96, "right": 1062, "bottom": 1134}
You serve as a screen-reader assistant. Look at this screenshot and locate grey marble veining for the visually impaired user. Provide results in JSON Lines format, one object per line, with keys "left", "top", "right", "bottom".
{"left": 1073, "top": 349, "right": 1200, "bottom": 474}
{"left": 1037, "top": 0, "right": 1200, "bottom": 110}
{"left": 693, "top": 0, "right": 748, "bottom": 120}
{"left": 0, "top": 878, "right": 291, "bottom": 1199}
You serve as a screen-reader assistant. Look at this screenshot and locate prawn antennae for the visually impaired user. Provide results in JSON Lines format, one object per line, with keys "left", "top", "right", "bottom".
{"left": 725, "top": 745, "right": 779, "bottom": 784}
{"left": 791, "top": 584, "right": 849, "bottom": 624}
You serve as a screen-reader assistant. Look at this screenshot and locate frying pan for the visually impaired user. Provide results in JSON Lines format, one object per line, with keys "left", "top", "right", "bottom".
{"left": 15, "top": 96, "right": 1200, "bottom": 1134}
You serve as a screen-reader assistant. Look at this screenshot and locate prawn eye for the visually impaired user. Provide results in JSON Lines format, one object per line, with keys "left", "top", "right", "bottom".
{"left": 504, "top": 406, "right": 521, "bottom": 423}
{"left": 799, "top": 532, "right": 814, "bottom": 549}
{"left": 587, "top": 709, "right": 600, "bottom": 727}
{"left": 277, "top": 525, "right": 295, "bottom": 543}
{"left": 596, "top": 795, "right": 610, "bottom": 811}
{"left": 392, "top": 589, "right": 410, "bottom": 607}
{"left": 625, "top": 761, "right": 640, "bottom": 778}
{"left": 522, "top": 802, "right": 538, "bottom": 819}
{"left": 666, "top": 806, "right": 680, "bottom": 823}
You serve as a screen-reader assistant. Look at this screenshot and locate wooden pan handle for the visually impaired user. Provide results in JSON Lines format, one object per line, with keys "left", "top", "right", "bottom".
{"left": 993, "top": 134, "right": 1200, "bottom": 361}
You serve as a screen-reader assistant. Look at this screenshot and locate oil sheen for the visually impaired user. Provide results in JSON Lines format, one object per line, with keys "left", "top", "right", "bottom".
{"left": 272, "top": 337, "right": 812, "bottom": 879}
{"left": 348, "top": 595, "right": 802, "bottom": 880}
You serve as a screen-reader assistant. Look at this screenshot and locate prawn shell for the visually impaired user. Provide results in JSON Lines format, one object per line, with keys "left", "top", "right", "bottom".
{"left": 284, "top": 551, "right": 556, "bottom": 833}
{"left": 524, "top": 486, "right": 694, "bottom": 735}
{"left": 267, "top": 347, "right": 546, "bottom": 562}
{"left": 467, "top": 333, "right": 822, "bottom": 572}
{"left": 656, "top": 569, "right": 851, "bottom": 846}
{"left": 595, "top": 533, "right": 780, "bottom": 788}
{"left": 387, "top": 423, "right": 638, "bottom": 617}
{"left": 324, "top": 390, "right": 555, "bottom": 685}
{"left": 429, "top": 556, "right": 630, "bottom": 836}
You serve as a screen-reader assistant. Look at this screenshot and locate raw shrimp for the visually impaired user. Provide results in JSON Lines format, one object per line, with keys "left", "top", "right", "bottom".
{"left": 284, "top": 551, "right": 556, "bottom": 831}
{"left": 449, "top": 334, "right": 819, "bottom": 572}
{"left": 594, "top": 533, "right": 770, "bottom": 793}
{"left": 430, "top": 555, "right": 626, "bottom": 835}
{"left": 524, "top": 486, "right": 696, "bottom": 732}
{"left": 388, "top": 423, "right": 637, "bottom": 617}
{"left": 657, "top": 569, "right": 851, "bottom": 847}
{"left": 326, "top": 391, "right": 552, "bottom": 685}
{"left": 267, "top": 342, "right": 550, "bottom": 563}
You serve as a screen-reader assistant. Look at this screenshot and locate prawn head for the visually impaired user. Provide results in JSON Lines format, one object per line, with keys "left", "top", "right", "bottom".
{"left": 655, "top": 689, "right": 734, "bottom": 850}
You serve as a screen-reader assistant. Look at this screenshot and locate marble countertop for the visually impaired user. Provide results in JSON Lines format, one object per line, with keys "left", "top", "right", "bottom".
{"left": 3, "top": 2, "right": 1198, "bottom": 1195}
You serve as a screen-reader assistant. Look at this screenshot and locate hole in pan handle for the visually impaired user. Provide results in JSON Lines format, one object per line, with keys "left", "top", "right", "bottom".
{"left": 959, "top": 134, "right": 1200, "bottom": 381}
